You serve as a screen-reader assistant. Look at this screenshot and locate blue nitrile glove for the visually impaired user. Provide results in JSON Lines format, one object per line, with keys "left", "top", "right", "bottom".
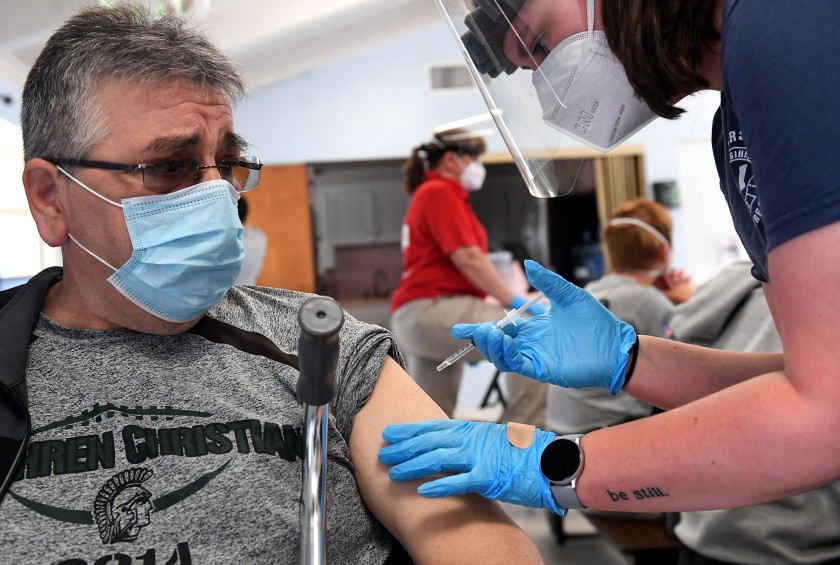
{"left": 379, "top": 419, "right": 565, "bottom": 515}
{"left": 452, "top": 260, "right": 636, "bottom": 394}
{"left": 510, "top": 294, "right": 549, "bottom": 316}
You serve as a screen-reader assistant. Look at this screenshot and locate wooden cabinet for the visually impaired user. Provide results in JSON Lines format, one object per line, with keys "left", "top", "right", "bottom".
{"left": 242, "top": 164, "right": 316, "bottom": 293}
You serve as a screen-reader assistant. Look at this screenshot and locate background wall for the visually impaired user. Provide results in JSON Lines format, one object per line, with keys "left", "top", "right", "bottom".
{"left": 234, "top": 22, "right": 739, "bottom": 284}
{"left": 234, "top": 25, "right": 489, "bottom": 164}
{"left": 0, "top": 118, "right": 62, "bottom": 290}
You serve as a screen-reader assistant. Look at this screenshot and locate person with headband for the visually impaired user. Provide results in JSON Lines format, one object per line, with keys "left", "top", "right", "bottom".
{"left": 390, "top": 130, "right": 548, "bottom": 424}
{"left": 546, "top": 199, "right": 693, "bottom": 440}
{"left": 378, "top": 1, "right": 840, "bottom": 555}
{"left": 544, "top": 199, "right": 692, "bottom": 538}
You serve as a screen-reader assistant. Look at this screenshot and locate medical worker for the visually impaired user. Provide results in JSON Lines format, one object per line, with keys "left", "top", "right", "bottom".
{"left": 390, "top": 131, "right": 547, "bottom": 423}
{"left": 379, "top": 0, "right": 840, "bottom": 543}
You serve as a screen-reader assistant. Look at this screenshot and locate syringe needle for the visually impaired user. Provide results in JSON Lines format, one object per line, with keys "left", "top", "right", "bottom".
{"left": 436, "top": 342, "right": 476, "bottom": 371}
{"left": 436, "top": 292, "right": 546, "bottom": 372}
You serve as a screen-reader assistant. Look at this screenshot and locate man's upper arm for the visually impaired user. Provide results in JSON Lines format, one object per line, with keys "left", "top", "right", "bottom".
{"left": 349, "top": 356, "right": 542, "bottom": 565}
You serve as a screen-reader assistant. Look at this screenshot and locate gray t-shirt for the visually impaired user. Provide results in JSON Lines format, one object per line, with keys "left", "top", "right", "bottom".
{"left": 0, "top": 285, "right": 397, "bottom": 564}
{"left": 545, "top": 275, "right": 672, "bottom": 434}
{"left": 671, "top": 262, "right": 840, "bottom": 564}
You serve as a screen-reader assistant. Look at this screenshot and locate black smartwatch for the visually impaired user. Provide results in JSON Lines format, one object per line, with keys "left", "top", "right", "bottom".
{"left": 540, "top": 433, "right": 586, "bottom": 509}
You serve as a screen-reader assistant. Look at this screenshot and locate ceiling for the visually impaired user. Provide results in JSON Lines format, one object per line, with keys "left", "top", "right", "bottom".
{"left": 0, "top": 0, "right": 442, "bottom": 93}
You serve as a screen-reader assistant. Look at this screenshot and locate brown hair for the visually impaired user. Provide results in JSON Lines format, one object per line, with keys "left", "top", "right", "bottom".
{"left": 603, "top": 198, "right": 672, "bottom": 272}
{"left": 602, "top": 0, "right": 721, "bottom": 119}
{"left": 402, "top": 129, "right": 487, "bottom": 195}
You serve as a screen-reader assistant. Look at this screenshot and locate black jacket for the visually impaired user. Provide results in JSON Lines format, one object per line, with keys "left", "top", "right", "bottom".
{"left": 0, "top": 267, "right": 62, "bottom": 504}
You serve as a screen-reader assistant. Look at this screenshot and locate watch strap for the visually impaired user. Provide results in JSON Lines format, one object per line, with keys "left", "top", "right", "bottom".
{"left": 549, "top": 482, "right": 586, "bottom": 509}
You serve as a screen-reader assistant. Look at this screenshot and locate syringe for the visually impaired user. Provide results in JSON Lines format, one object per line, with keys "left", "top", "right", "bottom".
{"left": 436, "top": 292, "right": 546, "bottom": 371}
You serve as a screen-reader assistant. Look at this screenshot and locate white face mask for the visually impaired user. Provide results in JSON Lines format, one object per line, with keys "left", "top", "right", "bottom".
{"left": 457, "top": 157, "right": 487, "bottom": 191}
{"left": 531, "top": 0, "right": 657, "bottom": 153}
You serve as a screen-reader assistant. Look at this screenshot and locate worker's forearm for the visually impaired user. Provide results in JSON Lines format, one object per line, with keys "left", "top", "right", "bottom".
{"left": 625, "top": 335, "right": 784, "bottom": 409}
{"left": 577, "top": 370, "right": 839, "bottom": 512}
{"left": 451, "top": 248, "right": 515, "bottom": 305}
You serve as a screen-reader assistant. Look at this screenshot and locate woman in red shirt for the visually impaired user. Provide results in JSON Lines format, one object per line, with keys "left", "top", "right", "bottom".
{"left": 390, "top": 132, "right": 546, "bottom": 421}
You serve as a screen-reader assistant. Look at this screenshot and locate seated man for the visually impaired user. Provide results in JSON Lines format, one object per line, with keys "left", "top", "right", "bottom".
{"left": 0, "top": 6, "right": 541, "bottom": 564}
{"left": 544, "top": 198, "right": 690, "bottom": 541}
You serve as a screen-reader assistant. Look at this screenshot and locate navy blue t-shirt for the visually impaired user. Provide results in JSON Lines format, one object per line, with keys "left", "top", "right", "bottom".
{"left": 712, "top": 0, "right": 840, "bottom": 282}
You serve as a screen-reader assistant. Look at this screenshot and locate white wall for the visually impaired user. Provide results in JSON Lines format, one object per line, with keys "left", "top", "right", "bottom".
{"left": 234, "top": 25, "right": 493, "bottom": 163}
{"left": 676, "top": 140, "right": 750, "bottom": 284}
{"left": 0, "top": 117, "right": 62, "bottom": 289}
{"left": 0, "top": 75, "right": 21, "bottom": 127}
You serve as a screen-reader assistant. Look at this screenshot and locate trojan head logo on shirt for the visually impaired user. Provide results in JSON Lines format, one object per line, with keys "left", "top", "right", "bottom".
{"left": 93, "top": 468, "right": 155, "bottom": 544}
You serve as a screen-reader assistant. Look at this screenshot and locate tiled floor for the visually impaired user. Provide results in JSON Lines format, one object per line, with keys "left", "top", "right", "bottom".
{"left": 500, "top": 503, "right": 631, "bottom": 564}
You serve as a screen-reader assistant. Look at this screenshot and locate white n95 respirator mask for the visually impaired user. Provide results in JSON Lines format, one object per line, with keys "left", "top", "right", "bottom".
{"left": 531, "top": 0, "right": 657, "bottom": 152}
{"left": 460, "top": 160, "right": 487, "bottom": 191}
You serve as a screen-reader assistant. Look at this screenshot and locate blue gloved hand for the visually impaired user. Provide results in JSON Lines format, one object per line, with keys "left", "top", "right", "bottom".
{"left": 379, "top": 419, "right": 565, "bottom": 515}
{"left": 510, "top": 294, "right": 549, "bottom": 316}
{"left": 452, "top": 260, "right": 636, "bottom": 394}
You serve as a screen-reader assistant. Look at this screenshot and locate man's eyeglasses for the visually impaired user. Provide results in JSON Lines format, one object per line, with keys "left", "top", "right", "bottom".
{"left": 46, "top": 156, "right": 263, "bottom": 194}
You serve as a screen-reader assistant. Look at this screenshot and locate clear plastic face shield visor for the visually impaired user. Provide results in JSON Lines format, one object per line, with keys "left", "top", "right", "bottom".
{"left": 433, "top": 0, "right": 657, "bottom": 198}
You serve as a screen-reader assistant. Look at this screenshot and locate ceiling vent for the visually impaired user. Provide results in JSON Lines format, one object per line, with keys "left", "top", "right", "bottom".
{"left": 428, "top": 62, "right": 480, "bottom": 91}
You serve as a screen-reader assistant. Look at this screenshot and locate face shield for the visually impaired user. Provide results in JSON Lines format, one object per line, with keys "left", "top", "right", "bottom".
{"left": 433, "top": 0, "right": 657, "bottom": 197}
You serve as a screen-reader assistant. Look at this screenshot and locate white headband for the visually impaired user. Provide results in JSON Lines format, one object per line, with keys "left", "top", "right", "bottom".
{"left": 607, "top": 217, "right": 670, "bottom": 248}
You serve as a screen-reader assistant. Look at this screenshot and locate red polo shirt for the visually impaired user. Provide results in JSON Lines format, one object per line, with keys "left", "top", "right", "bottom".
{"left": 391, "top": 172, "right": 488, "bottom": 312}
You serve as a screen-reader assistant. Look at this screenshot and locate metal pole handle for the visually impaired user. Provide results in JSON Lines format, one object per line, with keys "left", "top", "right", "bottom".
{"left": 297, "top": 297, "right": 344, "bottom": 565}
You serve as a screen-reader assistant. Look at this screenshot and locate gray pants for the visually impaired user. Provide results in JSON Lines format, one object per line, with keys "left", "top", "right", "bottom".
{"left": 391, "top": 296, "right": 546, "bottom": 426}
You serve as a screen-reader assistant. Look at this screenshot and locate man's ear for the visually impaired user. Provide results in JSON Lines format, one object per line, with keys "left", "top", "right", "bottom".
{"left": 23, "top": 158, "right": 68, "bottom": 247}
{"left": 658, "top": 243, "right": 670, "bottom": 264}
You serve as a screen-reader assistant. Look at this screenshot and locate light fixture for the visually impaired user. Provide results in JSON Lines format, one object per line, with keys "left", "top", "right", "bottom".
{"left": 433, "top": 111, "right": 499, "bottom": 135}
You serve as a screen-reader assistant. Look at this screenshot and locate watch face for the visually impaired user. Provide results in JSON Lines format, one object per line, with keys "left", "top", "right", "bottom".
{"left": 541, "top": 439, "right": 582, "bottom": 483}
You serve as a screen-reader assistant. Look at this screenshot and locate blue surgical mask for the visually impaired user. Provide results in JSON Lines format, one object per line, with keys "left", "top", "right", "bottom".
{"left": 58, "top": 167, "right": 245, "bottom": 323}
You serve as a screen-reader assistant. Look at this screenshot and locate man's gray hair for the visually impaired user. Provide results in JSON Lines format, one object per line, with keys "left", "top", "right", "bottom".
{"left": 21, "top": 4, "right": 245, "bottom": 162}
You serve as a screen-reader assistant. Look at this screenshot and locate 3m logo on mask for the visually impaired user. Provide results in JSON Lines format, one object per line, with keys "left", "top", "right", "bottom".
{"left": 574, "top": 102, "right": 599, "bottom": 136}
{"left": 575, "top": 111, "right": 593, "bottom": 135}
{"left": 531, "top": 30, "right": 657, "bottom": 152}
